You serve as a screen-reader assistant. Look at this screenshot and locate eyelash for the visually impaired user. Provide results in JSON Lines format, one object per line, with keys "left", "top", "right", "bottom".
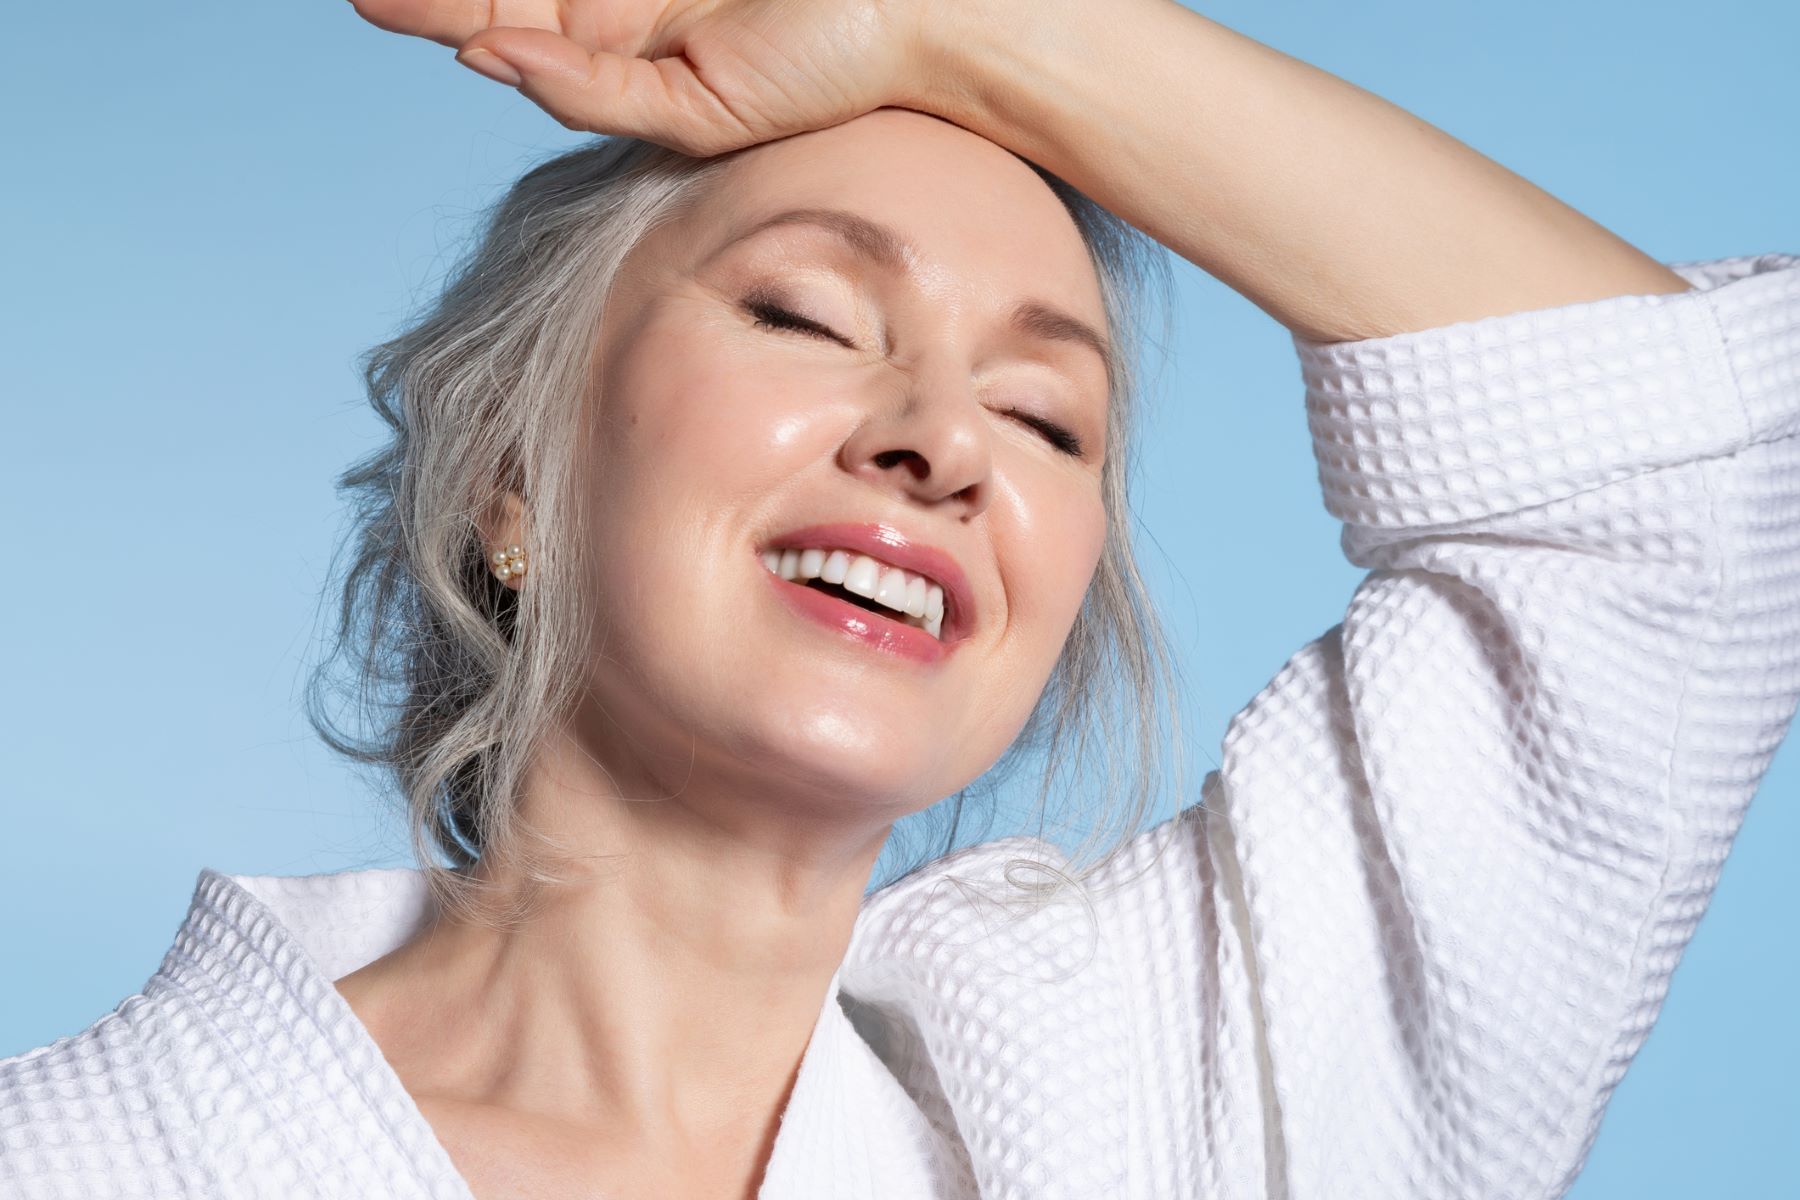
{"left": 745, "top": 298, "right": 850, "bottom": 346}
{"left": 1005, "top": 409, "right": 1086, "bottom": 458}
{"left": 742, "top": 297, "right": 1088, "bottom": 459}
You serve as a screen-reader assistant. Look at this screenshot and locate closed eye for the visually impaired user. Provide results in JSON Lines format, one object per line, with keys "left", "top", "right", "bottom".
{"left": 1003, "top": 408, "right": 1086, "bottom": 458}
{"left": 743, "top": 297, "right": 852, "bottom": 348}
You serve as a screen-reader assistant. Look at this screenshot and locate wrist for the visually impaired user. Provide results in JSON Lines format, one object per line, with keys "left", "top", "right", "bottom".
{"left": 896, "top": 0, "right": 1084, "bottom": 148}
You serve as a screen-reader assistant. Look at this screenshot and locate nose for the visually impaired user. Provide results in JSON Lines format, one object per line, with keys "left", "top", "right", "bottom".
{"left": 837, "top": 373, "right": 993, "bottom": 518}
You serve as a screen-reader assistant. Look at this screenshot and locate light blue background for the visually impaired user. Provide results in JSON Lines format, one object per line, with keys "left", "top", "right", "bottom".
{"left": 2, "top": 2, "right": 1793, "bottom": 1194}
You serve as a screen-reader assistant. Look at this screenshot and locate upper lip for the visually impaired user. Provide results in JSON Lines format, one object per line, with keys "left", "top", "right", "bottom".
{"left": 761, "top": 521, "right": 976, "bottom": 641}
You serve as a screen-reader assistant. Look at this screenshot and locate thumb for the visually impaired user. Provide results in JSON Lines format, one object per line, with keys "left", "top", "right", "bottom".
{"left": 454, "top": 28, "right": 743, "bottom": 156}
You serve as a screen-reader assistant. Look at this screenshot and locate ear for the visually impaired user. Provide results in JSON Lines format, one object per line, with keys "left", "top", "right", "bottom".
{"left": 480, "top": 490, "right": 530, "bottom": 590}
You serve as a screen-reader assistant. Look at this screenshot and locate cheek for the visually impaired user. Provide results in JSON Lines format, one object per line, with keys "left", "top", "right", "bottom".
{"left": 593, "top": 322, "right": 834, "bottom": 508}
{"left": 579, "top": 330, "right": 723, "bottom": 614}
{"left": 1004, "top": 477, "right": 1108, "bottom": 646}
{"left": 575, "top": 321, "right": 845, "bottom": 670}
{"left": 957, "top": 478, "right": 1104, "bottom": 773}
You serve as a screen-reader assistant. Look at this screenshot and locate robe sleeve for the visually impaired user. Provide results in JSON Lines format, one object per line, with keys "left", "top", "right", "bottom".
{"left": 1086, "top": 251, "right": 1800, "bottom": 1197}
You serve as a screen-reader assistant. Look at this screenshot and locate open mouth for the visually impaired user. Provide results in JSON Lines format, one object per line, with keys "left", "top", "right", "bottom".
{"left": 760, "top": 547, "right": 946, "bottom": 640}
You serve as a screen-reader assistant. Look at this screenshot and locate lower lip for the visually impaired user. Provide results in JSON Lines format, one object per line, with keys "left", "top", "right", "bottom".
{"left": 761, "top": 569, "right": 951, "bottom": 664}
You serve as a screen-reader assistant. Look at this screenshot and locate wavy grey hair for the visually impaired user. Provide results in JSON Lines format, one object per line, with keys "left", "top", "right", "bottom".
{"left": 305, "top": 131, "right": 1185, "bottom": 930}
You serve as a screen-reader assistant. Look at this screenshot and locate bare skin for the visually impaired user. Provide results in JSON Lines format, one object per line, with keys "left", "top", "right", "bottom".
{"left": 339, "top": 1, "right": 1694, "bottom": 1197}
{"left": 335, "top": 101, "right": 1110, "bottom": 1200}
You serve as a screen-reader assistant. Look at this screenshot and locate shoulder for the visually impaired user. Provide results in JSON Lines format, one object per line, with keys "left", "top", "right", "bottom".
{"left": 850, "top": 802, "right": 1214, "bottom": 955}
{"left": 0, "top": 989, "right": 216, "bottom": 1197}
{"left": 855, "top": 834, "right": 1065, "bottom": 930}
{"left": 846, "top": 827, "right": 1149, "bottom": 977}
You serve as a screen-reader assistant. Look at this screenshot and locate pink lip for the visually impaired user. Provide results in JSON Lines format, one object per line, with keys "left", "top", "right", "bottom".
{"left": 762, "top": 570, "right": 951, "bottom": 664}
{"left": 762, "top": 522, "right": 975, "bottom": 643}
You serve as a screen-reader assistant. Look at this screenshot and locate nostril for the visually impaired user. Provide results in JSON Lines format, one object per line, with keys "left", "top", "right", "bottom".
{"left": 872, "top": 448, "right": 932, "bottom": 480}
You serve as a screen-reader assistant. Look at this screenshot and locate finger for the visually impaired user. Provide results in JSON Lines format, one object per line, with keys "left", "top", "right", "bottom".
{"left": 351, "top": 0, "right": 561, "bottom": 51}
{"left": 456, "top": 28, "right": 749, "bottom": 156}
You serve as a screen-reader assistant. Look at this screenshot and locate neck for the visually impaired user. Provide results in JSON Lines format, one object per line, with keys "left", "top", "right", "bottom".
{"left": 337, "top": 722, "right": 894, "bottom": 1153}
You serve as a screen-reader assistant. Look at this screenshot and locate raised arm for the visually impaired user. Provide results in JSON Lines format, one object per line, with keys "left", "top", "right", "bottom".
{"left": 357, "top": 0, "right": 1688, "bottom": 341}
{"left": 883, "top": 6, "right": 1800, "bottom": 1195}
{"left": 911, "top": 0, "right": 1696, "bottom": 340}
{"left": 913, "top": 9, "right": 1799, "bottom": 1196}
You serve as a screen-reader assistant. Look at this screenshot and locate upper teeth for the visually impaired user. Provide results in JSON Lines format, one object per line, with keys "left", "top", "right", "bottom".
{"left": 762, "top": 547, "right": 947, "bottom": 640}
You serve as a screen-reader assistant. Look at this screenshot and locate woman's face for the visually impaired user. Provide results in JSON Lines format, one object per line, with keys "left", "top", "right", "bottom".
{"left": 571, "top": 107, "right": 1112, "bottom": 819}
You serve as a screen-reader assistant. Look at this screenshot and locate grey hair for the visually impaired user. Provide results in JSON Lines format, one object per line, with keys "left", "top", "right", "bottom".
{"left": 305, "top": 131, "right": 1186, "bottom": 932}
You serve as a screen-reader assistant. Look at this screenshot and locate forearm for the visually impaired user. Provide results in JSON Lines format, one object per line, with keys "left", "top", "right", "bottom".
{"left": 910, "top": 0, "right": 1691, "bottom": 343}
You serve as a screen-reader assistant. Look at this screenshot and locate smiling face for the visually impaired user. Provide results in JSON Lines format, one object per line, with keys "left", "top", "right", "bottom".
{"left": 566, "top": 108, "right": 1113, "bottom": 820}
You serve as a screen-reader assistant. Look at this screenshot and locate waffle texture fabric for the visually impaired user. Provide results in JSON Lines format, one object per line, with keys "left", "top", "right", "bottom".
{"left": 5, "top": 252, "right": 1799, "bottom": 1200}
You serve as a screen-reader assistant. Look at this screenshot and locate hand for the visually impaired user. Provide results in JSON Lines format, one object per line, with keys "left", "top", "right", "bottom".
{"left": 348, "top": 0, "right": 958, "bottom": 157}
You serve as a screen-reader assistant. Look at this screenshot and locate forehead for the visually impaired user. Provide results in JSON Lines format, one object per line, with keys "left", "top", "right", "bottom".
{"left": 671, "top": 108, "right": 1108, "bottom": 324}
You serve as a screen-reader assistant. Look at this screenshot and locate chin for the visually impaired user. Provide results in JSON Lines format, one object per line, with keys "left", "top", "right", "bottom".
{"left": 734, "top": 691, "right": 959, "bottom": 808}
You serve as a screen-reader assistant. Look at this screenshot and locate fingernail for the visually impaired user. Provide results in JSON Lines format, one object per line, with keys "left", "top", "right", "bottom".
{"left": 456, "top": 48, "right": 522, "bottom": 88}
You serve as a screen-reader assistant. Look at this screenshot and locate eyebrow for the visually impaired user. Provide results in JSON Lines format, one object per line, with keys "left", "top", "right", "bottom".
{"left": 705, "top": 205, "right": 1116, "bottom": 380}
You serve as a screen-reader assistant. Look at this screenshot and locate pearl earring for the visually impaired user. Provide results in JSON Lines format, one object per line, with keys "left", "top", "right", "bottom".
{"left": 491, "top": 544, "right": 528, "bottom": 581}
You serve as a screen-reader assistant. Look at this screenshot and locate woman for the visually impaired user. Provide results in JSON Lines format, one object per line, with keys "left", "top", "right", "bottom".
{"left": 3, "top": 0, "right": 1795, "bottom": 1197}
